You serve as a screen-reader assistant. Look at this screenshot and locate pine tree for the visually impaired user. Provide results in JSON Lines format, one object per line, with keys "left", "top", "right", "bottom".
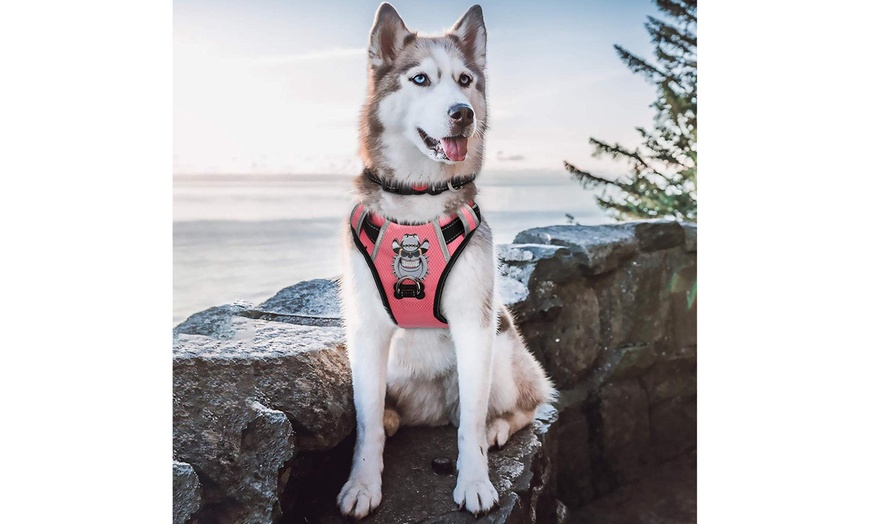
{"left": 566, "top": 0, "right": 697, "bottom": 222}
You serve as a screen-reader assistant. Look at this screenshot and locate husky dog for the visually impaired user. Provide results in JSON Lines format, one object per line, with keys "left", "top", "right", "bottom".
{"left": 338, "top": 4, "right": 555, "bottom": 519}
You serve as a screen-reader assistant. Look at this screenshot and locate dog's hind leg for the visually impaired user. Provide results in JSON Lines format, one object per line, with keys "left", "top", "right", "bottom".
{"left": 383, "top": 407, "right": 401, "bottom": 437}
{"left": 484, "top": 308, "right": 557, "bottom": 451}
{"left": 486, "top": 409, "right": 536, "bottom": 449}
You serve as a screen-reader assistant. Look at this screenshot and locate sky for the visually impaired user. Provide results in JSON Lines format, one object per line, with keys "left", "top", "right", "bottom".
{"left": 174, "top": 0, "right": 659, "bottom": 176}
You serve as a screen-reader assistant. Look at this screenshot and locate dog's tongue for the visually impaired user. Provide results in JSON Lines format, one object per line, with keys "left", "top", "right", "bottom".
{"left": 440, "top": 137, "right": 468, "bottom": 161}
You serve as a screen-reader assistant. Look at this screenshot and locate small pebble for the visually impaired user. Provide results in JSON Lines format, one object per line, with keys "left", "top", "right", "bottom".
{"left": 431, "top": 457, "right": 454, "bottom": 475}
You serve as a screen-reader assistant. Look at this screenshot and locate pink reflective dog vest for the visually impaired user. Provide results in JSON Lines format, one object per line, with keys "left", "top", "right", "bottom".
{"left": 350, "top": 202, "right": 481, "bottom": 328}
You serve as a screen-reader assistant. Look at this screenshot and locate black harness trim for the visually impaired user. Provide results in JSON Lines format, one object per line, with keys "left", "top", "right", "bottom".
{"left": 432, "top": 227, "right": 477, "bottom": 324}
{"left": 361, "top": 205, "right": 481, "bottom": 245}
{"left": 350, "top": 226, "right": 398, "bottom": 324}
{"left": 362, "top": 219, "right": 381, "bottom": 244}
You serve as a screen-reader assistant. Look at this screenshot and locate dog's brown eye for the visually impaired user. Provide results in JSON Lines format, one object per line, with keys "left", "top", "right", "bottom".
{"left": 411, "top": 73, "right": 430, "bottom": 86}
{"left": 458, "top": 73, "right": 472, "bottom": 87}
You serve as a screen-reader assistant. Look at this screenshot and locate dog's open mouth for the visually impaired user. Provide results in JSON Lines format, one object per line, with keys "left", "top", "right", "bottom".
{"left": 418, "top": 128, "right": 468, "bottom": 162}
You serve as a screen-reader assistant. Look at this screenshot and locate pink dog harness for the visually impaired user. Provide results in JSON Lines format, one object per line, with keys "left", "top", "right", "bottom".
{"left": 350, "top": 202, "right": 481, "bottom": 328}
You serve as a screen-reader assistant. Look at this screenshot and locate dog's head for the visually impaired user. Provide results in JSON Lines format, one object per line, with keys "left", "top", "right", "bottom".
{"left": 360, "top": 4, "right": 487, "bottom": 179}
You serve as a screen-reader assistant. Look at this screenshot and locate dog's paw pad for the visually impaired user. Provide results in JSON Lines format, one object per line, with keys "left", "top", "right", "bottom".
{"left": 337, "top": 478, "right": 382, "bottom": 519}
{"left": 453, "top": 477, "right": 499, "bottom": 515}
{"left": 486, "top": 418, "right": 510, "bottom": 449}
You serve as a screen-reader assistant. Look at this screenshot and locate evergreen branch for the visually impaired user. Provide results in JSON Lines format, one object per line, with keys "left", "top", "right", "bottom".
{"left": 656, "top": 0, "right": 697, "bottom": 23}
{"left": 646, "top": 16, "right": 696, "bottom": 55}
{"left": 589, "top": 138, "right": 652, "bottom": 170}
{"left": 563, "top": 161, "right": 622, "bottom": 190}
{"left": 614, "top": 45, "right": 665, "bottom": 82}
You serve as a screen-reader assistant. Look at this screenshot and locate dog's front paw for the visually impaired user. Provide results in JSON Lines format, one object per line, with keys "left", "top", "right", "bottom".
{"left": 338, "top": 476, "right": 382, "bottom": 520}
{"left": 453, "top": 476, "right": 499, "bottom": 516}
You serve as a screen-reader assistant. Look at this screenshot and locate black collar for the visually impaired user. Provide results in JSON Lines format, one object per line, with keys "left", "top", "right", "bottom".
{"left": 364, "top": 169, "right": 477, "bottom": 196}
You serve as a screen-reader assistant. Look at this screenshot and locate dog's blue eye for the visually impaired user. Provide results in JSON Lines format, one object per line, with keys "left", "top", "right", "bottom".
{"left": 411, "top": 73, "right": 429, "bottom": 86}
{"left": 458, "top": 73, "right": 472, "bottom": 87}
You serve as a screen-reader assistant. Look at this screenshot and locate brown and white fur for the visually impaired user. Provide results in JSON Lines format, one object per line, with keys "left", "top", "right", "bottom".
{"left": 338, "top": 4, "right": 555, "bottom": 519}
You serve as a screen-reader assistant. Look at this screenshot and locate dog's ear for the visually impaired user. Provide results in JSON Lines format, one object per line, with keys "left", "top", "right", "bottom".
{"left": 449, "top": 5, "right": 486, "bottom": 69}
{"left": 369, "top": 3, "right": 413, "bottom": 69}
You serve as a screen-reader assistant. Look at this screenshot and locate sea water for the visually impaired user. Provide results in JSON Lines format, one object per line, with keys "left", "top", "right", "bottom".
{"left": 173, "top": 171, "right": 612, "bottom": 325}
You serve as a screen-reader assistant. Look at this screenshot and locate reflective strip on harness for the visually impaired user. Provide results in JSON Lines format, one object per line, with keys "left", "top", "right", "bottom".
{"left": 350, "top": 202, "right": 481, "bottom": 328}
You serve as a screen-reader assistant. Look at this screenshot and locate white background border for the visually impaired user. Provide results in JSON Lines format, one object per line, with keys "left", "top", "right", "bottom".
{"left": 2, "top": 0, "right": 869, "bottom": 521}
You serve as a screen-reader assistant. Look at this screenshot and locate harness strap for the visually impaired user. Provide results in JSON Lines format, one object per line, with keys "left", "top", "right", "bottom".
{"left": 351, "top": 203, "right": 366, "bottom": 237}
{"left": 360, "top": 204, "right": 481, "bottom": 245}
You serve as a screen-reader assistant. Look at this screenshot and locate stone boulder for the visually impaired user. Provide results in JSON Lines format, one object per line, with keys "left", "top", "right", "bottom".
{"left": 174, "top": 302, "right": 253, "bottom": 340}
{"left": 571, "top": 453, "right": 696, "bottom": 524}
{"left": 173, "top": 313, "right": 352, "bottom": 523}
{"left": 501, "top": 221, "right": 697, "bottom": 386}
{"left": 681, "top": 222, "right": 697, "bottom": 253}
{"left": 498, "top": 221, "right": 697, "bottom": 510}
{"left": 514, "top": 225, "right": 639, "bottom": 276}
{"left": 173, "top": 461, "right": 202, "bottom": 524}
{"left": 244, "top": 279, "right": 342, "bottom": 327}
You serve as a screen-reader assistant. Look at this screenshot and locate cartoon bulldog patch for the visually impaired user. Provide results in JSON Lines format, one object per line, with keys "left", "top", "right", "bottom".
{"left": 392, "top": 234, "right": 429, "bottom": 298}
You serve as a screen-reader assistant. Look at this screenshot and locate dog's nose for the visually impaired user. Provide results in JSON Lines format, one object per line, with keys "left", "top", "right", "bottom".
{"left": 448, "top": 104, "right": 474, "bottom": 127}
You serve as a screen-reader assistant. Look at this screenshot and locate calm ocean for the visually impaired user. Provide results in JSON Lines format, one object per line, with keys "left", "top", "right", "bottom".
{"left": 173, "top": 171, "right": 612, "bottom": 325}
